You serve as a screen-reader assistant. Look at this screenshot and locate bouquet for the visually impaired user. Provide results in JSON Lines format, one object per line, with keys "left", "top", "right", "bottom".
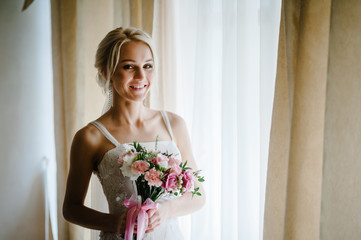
{"left": 118, "top": 141, "right": 204, "bottom": 240}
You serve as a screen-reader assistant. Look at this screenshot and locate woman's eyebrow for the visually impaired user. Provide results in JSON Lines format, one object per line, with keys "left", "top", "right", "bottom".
{"left": 120, "top": 59, "right": 135, "bottom": 63}
{"left": 120, "top": 59, "right": 153, "bottom": 63}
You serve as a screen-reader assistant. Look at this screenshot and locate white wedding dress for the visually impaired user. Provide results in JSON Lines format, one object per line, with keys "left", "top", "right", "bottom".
{"left": 91, "top": 111, "right": 184, "bottom": 240}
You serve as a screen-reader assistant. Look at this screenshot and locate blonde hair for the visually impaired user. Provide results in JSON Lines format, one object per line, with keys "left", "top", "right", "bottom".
{"left": 94, "top": 27, "right": 156, "bottom": 93}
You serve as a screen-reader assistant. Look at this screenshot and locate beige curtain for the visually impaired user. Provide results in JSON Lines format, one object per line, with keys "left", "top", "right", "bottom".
{"left": 51, "top": 1, "right": 154, "bottom": 239}
{"left": 51, "top": 1, "right": 80, "bottom": 238}
{"left": 264, "top": 0, "right": 361, "bottom": 239}
{"left": 148, "top": 0, "right": 179, "bottom": 111}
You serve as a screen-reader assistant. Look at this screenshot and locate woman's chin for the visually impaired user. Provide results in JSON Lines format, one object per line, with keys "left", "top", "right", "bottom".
{"left": 115, "top": 89, "right": 150, "bottom": 103}
{"left": 126, "top": 94, "right": 149, "bottom": 103}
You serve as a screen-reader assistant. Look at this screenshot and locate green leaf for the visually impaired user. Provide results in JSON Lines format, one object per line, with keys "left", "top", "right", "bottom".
{"left": 181, "top": 160, "right": 190, "bottom": 170}
{"left": 155, "top": 135, "right": 159, "bottom": 151}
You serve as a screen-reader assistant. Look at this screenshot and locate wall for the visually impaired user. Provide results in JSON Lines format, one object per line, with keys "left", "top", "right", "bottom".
{"left": 0, "top": 0, "right": 54, "bottom": 239}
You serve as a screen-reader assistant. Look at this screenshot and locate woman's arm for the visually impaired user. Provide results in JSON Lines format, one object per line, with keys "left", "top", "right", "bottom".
{"left": 63, "top": 125, "right": 126, "bottom": 233}
{"left": 147, "top": 113, "right": 206, "bottom": 232}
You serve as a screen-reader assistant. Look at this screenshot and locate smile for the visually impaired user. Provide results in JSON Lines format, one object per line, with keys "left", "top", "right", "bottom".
{"left": 130, "top": 85, "right": 147, "bottom": 89}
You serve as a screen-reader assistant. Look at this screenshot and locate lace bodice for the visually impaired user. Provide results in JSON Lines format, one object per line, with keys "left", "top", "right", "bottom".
{"left": 91, "top": 111, "right": 184, "bottom": 240}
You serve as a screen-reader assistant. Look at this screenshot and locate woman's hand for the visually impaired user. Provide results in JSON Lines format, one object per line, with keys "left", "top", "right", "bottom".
{"left": 146, "top": 201, "right": 170, "bottom": 233}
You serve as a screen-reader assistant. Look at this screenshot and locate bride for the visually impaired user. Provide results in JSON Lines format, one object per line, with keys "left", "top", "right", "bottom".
{"left": 62, "top": 27, "right": 205, "bottom": 239}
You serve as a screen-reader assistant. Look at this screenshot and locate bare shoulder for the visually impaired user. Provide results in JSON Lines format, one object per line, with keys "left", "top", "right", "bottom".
{"left": 164, "top": 111, "right": 190, "bottom": 145}
{"left": 73, "top": 123, "right": 104, "bottom": 148}
{"left": 70, "top": 123, "right": 106, "bottom": 166}
{"left": 164, "top": 111, "right": 187, "bottom": 130}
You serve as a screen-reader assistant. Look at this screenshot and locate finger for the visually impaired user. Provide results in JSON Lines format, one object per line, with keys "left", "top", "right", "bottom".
{"left": 148, "top": 215, "right": 159, "bottom": 227}
{"left": 147, "top": 218, "right": 160, "bottom": 230}
{"left": 146, "top": 221, "right": 160, "bottom": 233}
{"left": 147, "top": 209, "right": 157, "bottom": 218}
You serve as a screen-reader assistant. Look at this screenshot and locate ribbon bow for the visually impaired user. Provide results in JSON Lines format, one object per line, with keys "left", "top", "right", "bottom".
{"left": 123, "top": 194, "right": 158, "bottom": 240}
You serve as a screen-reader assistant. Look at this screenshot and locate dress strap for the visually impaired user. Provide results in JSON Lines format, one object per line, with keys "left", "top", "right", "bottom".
{"left": 90, "top": 121, "right": 120, "bottom": 147}
{"left": 160, "top": 111, "right": 174, "bottom": 141}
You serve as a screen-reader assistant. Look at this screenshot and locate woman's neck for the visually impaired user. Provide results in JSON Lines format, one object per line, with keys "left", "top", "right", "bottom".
{"left": 110, "top": 100, "right": 148, "bottom": 126}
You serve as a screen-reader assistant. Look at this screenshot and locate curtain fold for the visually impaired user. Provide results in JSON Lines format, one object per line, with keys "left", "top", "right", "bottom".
{"left": 263, "top": 0, "right": 332, "bottom": 239}
{"left": 321, "top": 0, "right": 361, "bottom": 238}
{"left": 115, "top": 0, "right": 154, "bottom": 35}
{"left": 51, "top": 1, "right": 79, "bottom": 239}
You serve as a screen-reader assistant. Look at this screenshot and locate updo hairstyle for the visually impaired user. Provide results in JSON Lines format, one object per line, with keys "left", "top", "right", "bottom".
{"left": 94, "top": 27, "right": 156, "bottom": 93}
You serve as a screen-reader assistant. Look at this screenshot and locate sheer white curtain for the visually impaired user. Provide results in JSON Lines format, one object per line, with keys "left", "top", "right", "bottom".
{"left": 151, "top": 0, "right": 281, "bottom": 239}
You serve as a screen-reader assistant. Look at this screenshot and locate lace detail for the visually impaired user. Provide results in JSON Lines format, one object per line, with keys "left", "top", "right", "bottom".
{"left": 91, "top": 114, "right": 184, "bottom": 239}
{"left": 99, "top": 231, "right": 124, "bottom": 240}
{"left": 94, "top": 144, "right": 134, "bottom": 215}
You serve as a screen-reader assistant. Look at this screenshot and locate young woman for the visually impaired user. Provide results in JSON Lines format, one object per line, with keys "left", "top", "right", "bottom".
{"left": 63, "top": 27, "right": 205, "bottom": 240}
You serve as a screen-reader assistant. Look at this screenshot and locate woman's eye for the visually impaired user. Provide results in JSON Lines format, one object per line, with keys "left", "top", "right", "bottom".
{"left": 144, "top": 64, "right": 153, "bottom": 69}
{"left": 123, "top": 65, "right": 133, "bottom": 70}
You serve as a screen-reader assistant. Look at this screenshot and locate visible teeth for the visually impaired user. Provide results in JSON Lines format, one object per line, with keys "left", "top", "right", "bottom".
{"left": 131, "top": 85, "right": 145, "bottom": 89}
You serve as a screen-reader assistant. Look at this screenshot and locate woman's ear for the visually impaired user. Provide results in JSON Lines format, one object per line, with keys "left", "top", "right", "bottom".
{"left": 101, "top": 70, "right": 107, "bottom": 80}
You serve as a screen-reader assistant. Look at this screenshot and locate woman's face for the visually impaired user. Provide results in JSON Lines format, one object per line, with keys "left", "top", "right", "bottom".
{"left": 111, "top": 41, "right": 154, "bottom": 103}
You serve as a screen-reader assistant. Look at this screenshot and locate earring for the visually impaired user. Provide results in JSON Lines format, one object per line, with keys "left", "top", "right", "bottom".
{"left": 108, "top": 83, "right": 113, "bottom": 108}
{"left": 101, "top": 79, "right": 113, "bottom": 113}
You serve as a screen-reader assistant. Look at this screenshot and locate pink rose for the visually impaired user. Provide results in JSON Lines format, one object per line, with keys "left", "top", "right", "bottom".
{"left": 118, "top": 157, "right": 124, "bottom": 166}
{"left": 168, "top": 157, "right": 181, "bottom": 167}
{"left": 171, "top": 165, "right": 182, "bottom": 175}
{"left": 145, "top": 168, "right": 163, "bottom": 187}
{"left": 164, "top": 172, "right": 179, "bottom": 191}
{"left": 182, "top": 170, "right": 195, "bottom": 193}
{"left": 131, "top": 160, "right": 150, "bottom": 175}
{"left": 156, "top": 154, "right": 169, "bottom": 168}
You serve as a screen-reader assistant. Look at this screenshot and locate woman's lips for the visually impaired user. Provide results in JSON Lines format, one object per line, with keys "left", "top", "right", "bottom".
{"left": 130, "top": 84, "right": 147, "bottom": 90}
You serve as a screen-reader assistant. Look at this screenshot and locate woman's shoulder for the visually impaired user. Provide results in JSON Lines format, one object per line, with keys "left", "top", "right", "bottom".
{"left": 163, "top": 110, "right": 182, "bottom": 122}
{"left": 162, "top": 110, "right": 187, "bottom": 132}
{"left": 72, "top": 123, "right": 104, "bottom": 150}
{"left": 161, "top": 111, "right": 191, "bottom": 150}
{"left": 69, "top": 123, "right": 108, "bottom": 168}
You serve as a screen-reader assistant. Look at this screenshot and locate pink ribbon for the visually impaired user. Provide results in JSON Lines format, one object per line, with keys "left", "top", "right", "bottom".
{"left": 123, "top": 194, "right": 158, "bottom": 240}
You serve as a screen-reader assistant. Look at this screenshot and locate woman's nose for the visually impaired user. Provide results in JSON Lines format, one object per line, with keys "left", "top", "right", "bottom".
{"left": 134, "top": 68, "right": 145, "bottom": 80}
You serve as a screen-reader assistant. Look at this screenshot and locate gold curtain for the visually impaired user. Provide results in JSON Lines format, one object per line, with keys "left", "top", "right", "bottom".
{"left": 263, "top": 0, "right": 331, "bottom": 239}
{"left": 115, "top": 0, "right": 154, "bottom": 35}
{"left": 264, "top": 0, "right": 361, "bottom": 239}
{"left": 51, "top": 1, "right": 80, "bottom": 238}
{"left": 51, "top": 1, "right": 154, "bottom": 239}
